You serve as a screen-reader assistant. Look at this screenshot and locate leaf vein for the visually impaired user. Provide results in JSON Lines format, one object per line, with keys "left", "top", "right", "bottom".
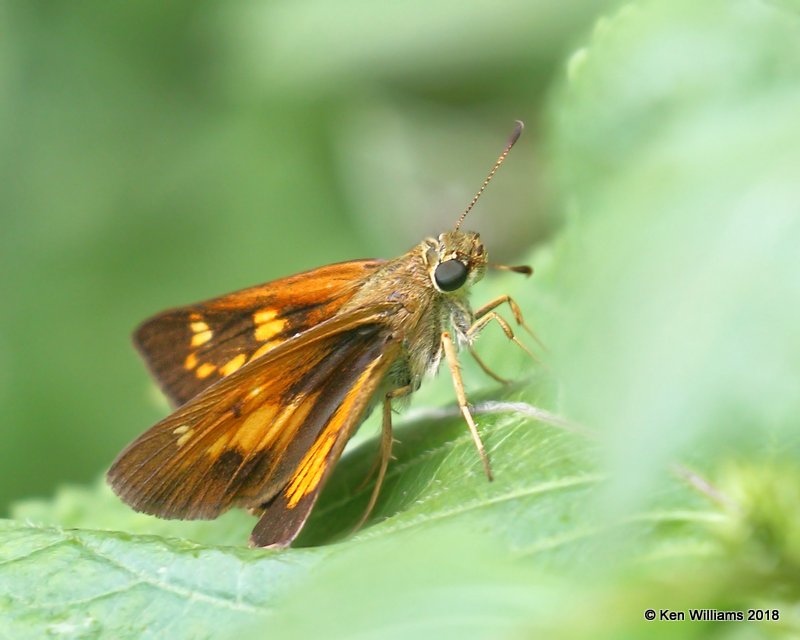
{"left": 70, "top": 536, "right": 268, "bottom": 615}
{"left": 359, "top": 473, "right": 602, "bottom": 540}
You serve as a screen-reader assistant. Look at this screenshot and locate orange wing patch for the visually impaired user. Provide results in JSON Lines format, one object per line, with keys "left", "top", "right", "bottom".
{"left": 219, "top": 353, "right": 247, "bottom": 377}
{"left": 183, "top": 353, "right": 198, "bottom": 371}
{"left": 172, "top": 425, "right": 194, "bottom": 448}
{"left": 253, "top": 309, "right": 286, "bottom": 343}
{"left": 190, "top": 321, "right": 213, "bottom": 347}
{"left": 195, "top": 362, "right": 216, "bottom": 379}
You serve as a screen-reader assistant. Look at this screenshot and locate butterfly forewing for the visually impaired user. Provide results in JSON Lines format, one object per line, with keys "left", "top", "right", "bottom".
{"left": 135, "top": 259, "right": 384, "bottom": 406}
{"left": 108, "top": 305, "right": 401, "bottom": 538}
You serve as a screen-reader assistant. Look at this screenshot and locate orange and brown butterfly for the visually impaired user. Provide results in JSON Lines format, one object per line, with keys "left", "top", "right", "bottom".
{"left": 107, "top": 121, "right": 536, "bottom": 548}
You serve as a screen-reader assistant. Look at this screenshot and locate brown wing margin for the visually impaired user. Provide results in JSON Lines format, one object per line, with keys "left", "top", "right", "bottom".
{"left": 134, "top": 259, "right": 384, "bottom": 406}
{"left": 108, "top": 305, "right": 401, "bottom": 546}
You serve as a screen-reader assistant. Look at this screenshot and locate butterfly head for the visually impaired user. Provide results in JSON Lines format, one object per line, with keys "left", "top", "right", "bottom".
{"left": 425, "top": 230, "right": 487, "bottom": 294}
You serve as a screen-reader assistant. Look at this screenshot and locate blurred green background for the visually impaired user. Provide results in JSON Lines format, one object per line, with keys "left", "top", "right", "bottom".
{"left": 0, "top": 1, "right": 600, "bottom": 513}
{"left": 3, "top": 0, "right": 800, "bottom": 637}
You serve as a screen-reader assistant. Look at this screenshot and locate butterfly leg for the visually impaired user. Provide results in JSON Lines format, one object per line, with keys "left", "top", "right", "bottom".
{"left": 467, "top": 311, "right": 537, "bottom": 363}
{"left": 355, "top": 384, "right": 411, "bottom": 492}
{"left": 476, "top": 295, "right": 548, "bottom": 355}
{"left": 354, "top": 446, "right": 383, "bottom": 493}
{"left": 468, "top": 344, "right": 511, "bottom": 385}
{"left": 474, "top": 294, "right": 540, "bottom": 344}
{"left": 441, "top": 331, "right": 493, "bottom": 481}
{"left": 352, "top": 384, "right": 413, "bottom": 533}
{"left": 469, "top": 296, "right": 543, "bottom": 382}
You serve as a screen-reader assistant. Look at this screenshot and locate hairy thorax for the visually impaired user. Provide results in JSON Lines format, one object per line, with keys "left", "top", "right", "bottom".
{"left": 340, "top": 236, "right": 481, "bottom": 392}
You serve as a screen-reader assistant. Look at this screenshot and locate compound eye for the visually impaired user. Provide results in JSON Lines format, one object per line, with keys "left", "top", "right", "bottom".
{"left": 434, "top": 259, "right": 468, "bottom": 292}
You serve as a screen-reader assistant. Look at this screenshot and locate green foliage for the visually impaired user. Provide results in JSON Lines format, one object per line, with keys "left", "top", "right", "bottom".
{"left": 548, "top": 0, "right": 800, "bottom": 517}
{"left": 1, "top": 370, "right": 720, "bottom": 638}
{"left": 2, "top": 0, "right": 800, "bottom": 637}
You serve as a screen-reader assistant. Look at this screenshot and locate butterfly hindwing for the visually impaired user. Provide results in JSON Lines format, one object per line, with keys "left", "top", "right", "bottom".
{"left": 108, "top": 305, "right": 401, "bottom": 544}
{"left": 222, "top": 321, "right": 398, "bottom": 534}
{"left": 249, "top": 335, "right": 400, "bottom": 547}
{"left": 135, "top": 259, "right": 384, "bottom": 406}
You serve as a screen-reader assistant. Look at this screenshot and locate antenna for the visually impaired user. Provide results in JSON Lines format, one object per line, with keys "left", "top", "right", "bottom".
{"left": 453, "top": 120, "right": 523, "bottom": 231}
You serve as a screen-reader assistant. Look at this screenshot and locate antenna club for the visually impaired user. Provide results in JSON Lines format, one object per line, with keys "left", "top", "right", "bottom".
{"left": 509, "top": 120, "right": 524, "bottom": 146}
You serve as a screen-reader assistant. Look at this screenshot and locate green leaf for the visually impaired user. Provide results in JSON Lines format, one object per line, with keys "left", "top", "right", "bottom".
{"left": 1, "top": 331, "right": 720, "bottom": 638}
{"left": 547, "top": 0, "right": 800, "bottom": 512}
{"left": 0, "top": 520, "right": 312, "bottom": 639}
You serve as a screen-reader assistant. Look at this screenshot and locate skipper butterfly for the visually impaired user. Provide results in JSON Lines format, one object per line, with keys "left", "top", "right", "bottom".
{"left": 108, "top": 122, "right": 534, "bottom": 547}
